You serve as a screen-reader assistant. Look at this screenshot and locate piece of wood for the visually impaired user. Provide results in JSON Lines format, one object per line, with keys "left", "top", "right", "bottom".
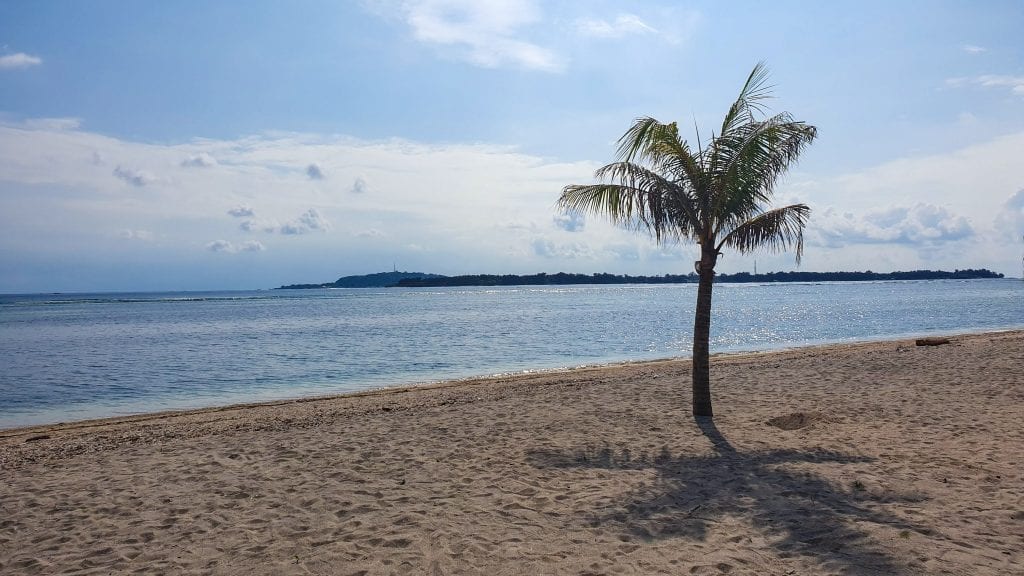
{"left": 916, "top": 337, "right": 950, "bottom": 346}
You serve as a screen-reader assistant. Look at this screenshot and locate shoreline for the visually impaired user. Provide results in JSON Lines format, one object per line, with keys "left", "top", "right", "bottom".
{"left": 2, "top": 327, "right": 1022, "bottom": 438}
{"left": 1, "top": 329, "right": 1022, "bottom": 574}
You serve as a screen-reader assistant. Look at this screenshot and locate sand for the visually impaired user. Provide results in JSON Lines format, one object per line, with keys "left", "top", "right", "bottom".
{"left": 1, "top": 330, "right": 1022, "bottom": 575}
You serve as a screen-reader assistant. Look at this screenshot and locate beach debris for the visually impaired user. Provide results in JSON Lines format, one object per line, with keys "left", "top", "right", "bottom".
{"left": 915, "top": 337, "right": 950, "bottom": 346}
{"left": 24, "top": 434, "right": 50, "bottom": 442}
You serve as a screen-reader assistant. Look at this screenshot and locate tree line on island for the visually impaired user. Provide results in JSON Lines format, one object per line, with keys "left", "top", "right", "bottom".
{"left": 393, "top": 269, "right": 1003, "bottom": 287}
{"left": 277, "top": 268, "right": 1002, "bottom": 290}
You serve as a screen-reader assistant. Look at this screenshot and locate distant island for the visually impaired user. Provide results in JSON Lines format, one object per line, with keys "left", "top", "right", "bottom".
{"left": 277, "top": 271, "right": 444, "bottom": 289}
{"left": 278, "top": 268, "right": 1004, "bottom": 289}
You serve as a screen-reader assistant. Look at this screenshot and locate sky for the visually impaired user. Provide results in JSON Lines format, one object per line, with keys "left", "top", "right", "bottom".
{"left": 1, "top": 0, "right": 1023, "bottom": 292}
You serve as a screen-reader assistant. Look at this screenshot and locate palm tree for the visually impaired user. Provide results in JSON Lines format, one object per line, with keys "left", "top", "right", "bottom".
{"left": 559, "top": 63, "right": 817, "bottom": 417}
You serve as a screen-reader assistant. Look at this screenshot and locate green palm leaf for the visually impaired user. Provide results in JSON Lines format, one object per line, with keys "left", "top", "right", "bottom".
{"left": 718, "top": 204, "right": 811, "bottom": 263}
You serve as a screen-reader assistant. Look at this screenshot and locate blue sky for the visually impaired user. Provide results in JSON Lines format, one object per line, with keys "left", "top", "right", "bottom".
{"left": 1, "top": 1, "right": 1022, "bottom": 291}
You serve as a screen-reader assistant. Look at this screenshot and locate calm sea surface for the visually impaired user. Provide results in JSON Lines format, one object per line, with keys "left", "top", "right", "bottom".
{"left": 1, "top": 279, "right": 1021, "bottom": 429}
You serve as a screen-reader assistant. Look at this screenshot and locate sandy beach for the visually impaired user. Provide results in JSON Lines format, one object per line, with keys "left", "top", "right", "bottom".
{"left": 1, "top": 331, "right": 1022, "bottom": 575}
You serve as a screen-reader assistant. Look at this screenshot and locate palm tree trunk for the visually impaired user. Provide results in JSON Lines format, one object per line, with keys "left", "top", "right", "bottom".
{"left": 692, "top": 252, "right": 716, "bottom": 417}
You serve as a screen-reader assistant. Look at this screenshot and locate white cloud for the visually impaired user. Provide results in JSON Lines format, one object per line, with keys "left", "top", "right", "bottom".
{"left": 280, "top": 208, "right": 329, "bottom": 234}
{"left": 205, "top": 239, "right": 265, "bottom": 253}
{"left": 533, "top": 237, "right": 638, "bottom": 261}
{"left": 118, "top": 229, "right": 154, "bottom": 241}
{"left": 947, "top": 74, "right": 1024, "bottom": 97}
{"left": 575, "top": 13, "right": 655, "bottom": 39}
{"left": 298, "top": 208, "right": 328, "bottom": 230}
{"left": 239, "top": 220, "right": 266, "bottom": 233}
{"left": 810, "top": 204, "right": 974, "bottom": 248}
{"left": 351, "top": 176, "right": 369, "bottom": 194}
{"left": 182, "top": 153, "right": 217, "bottom": 168}
{"left": 206, "top": 239, "right": 234, "bottom": 252}
{"left": 553, "top": 211, "right": 584, "bottom": 232}
{"left": 279, "top": 223, "right": 305, "bottom": 235}
{"left": 974, "top": 75, "right": 1024, "bottom": 97}
{"left": 0, "top": 52, "right": 42, "bottom": 70}
{"left": 354, "top": 228, "right": 386, "bottom": 238}
{"left": 823, "top": 131, "right": 1024, "bottom": 224}
{"left": 6, "top": 114, "right": 1019, "bottom": 288}
{"left": 112, "top": 165, "right": 155, "bottom": 187}
{"left": 402, "top": 0, "right": 563, "bottom": 72}
{"left": 532, "top": 237, "right": 589, "bottom": 259}
{"left": 994, "top": 189, "right": 1024, "bottom": 241}
{"left": 306, "top": 163, "right": 325, "bottom": 180}
{"left": 786, "top": 130, "right": 1024, "bottom": 274}
{"left": 956, "top": 111, "right": 979, "bottom": 126}
{"left": 241, "top": 208, "right": 330, "bottom": 235}
{"left": 23, "top": 117, "right": 81, "bottom": 131}
{"left": 961, "top": 44, "right": 986, "bottom": 54}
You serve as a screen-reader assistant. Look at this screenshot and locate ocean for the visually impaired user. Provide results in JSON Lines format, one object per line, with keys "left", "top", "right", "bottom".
{"left": 1, "top": 279, "right": 1021, "bottom": 429}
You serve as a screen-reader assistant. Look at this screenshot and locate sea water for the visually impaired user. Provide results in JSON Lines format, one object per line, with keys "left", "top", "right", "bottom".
{"left": 1, "top": 279, "right": 1021, "bottom": 429}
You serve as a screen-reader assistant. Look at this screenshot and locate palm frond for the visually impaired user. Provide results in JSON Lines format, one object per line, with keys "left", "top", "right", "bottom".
{"left": 717, "top": 204, "right": 810, "bottom": 263}
{"left": 559, "top": 162, "right": 701, "bottom": 243}
{"left": 561, "top": 63, "right": 815, "bottom": 261}
{"left": 719, "top": 61, "right": 773, "bottom": 138}
{"left": 710, "top": 115, "right": 817, "bottom": 233}
{"left": 616, "top": 122, "right": 708, "bottom": 201}
{"left": 615, "top": 117, "right": 674, "bottom": 164}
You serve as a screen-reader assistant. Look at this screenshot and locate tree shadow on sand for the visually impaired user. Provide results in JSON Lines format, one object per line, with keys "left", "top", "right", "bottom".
{"left": 526, "top": 417, "right": 929, "bottom": 575}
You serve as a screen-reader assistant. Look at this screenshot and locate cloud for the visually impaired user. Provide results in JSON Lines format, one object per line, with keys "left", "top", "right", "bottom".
{"left": 306, "top": 163, "right": 325, "bottom": 180}
{"left": 205, "top": 239, "right": 234, "bottom": 252}
{"left": 529, "top": 237, "right": 642, "bottom": 262}
{"left": 571, "top": 8, "right": 699, "bottom": 45}
{"left": 298, "top": 208, "right": 328, "bottom": 230}
{"left": 118, "top": 229, "right": 154, "bottom": 241}
{"left": 112, "top": 165, "right": 155, "bottom": 187}
{"left": 243, "top": 208, "right": 330, "bottom": 235}
{"left": 281, "top": 208, "right": 329, "bottom": 234}
{"left": 23, "top": 117, "right": 81, "bottom": 131}
{"left": 0, "top": 52, "right": 42, "bottom": 70}
{"left": 279, "top": 223, "right": 305, "bottom": 235}
{"left": 961, "top": 44, "right": 986, "bottom": 54}
{"left": 353, "top": 228, "right": 385, "bottom": 238}
{"left": 811, "top": 204, "right": 975, "bottom": 248}
{"left": 575, "top": 13, "right": 656, "bottom": 39}
{"left": 227, "top": 205, "right": 255, "bottom": 218}
{"left": 402, "top": 0, "right": 563, "bottom": 72}
{"left": 205, "top": 240, "right": 265, "bottom": 253}
{"left": 994, "top": 189, "right": 1024, "bottom": 241}
{"left": 239, "top": 220, "right": 262, "bottom": 232}
{"left": 181, "top": 153, "right": 217, "bottom": 168}
{"left": 351, "top": 176, "right": 369, "bottom": 194}
{"left": 956, "top": 111, "right": 979, "bottom": 126}
{"left": 975, "top": 75, "right": 1024, "bottom": 97}
{"left": 531, "top": 237, "right": 594, "bottom": 259}
{"left": 947, "top": 74, "right": 1024, "bottom": 97}
{"left": 553, "top": 211, "right": 585, "bottom": 232}
{"left": 4, "top": 102, "right": 1024, "bottom": 290}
